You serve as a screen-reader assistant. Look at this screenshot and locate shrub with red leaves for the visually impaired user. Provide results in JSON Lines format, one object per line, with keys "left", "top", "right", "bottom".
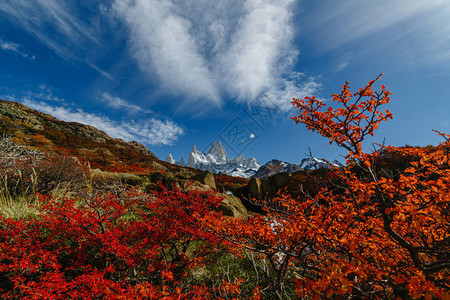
{"left": 0, "top": 186, "right": 250, "bottom": 299}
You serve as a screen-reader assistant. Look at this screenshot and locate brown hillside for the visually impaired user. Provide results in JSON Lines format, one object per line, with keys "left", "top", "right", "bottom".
{"left": 0, "top": 99, "right": 161, "bottom": 173}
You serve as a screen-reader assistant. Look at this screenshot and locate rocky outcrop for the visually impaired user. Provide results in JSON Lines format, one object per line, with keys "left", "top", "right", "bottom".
{"left": 270, "top": 172, "right": 292, "bottom": 187}
{"left": 219, "top": 193, "right": 248, "bottom": 219}
{"left": 65, "top": 122, "right": 112, "bottom": 143}
{"left": 180, "top": 180, "right": 247, "bottom": 219}
{"left": 235, "top": 172, "right": 293, "bottom": 213}
{"left": 92, "top": 169, "right": 149, "bottom": 186}
{"left": 246, "top": 177, "right": 269, "bottom": 200}
{"left": 0, "top": 100, "right": 50, "bottom": 130}
{"left": 193, "top": 170, "right": 216, "bottom": 190}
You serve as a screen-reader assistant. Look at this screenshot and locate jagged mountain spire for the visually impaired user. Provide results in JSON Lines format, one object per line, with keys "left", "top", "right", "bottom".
{"left": 208, "top": 141, "right": 228, "bottom": 163}
{"left": 165, "top": 153, "right": 175, "bottom": 164}
{"left": 183, "top": 140, "right": 260, "bottom": 177}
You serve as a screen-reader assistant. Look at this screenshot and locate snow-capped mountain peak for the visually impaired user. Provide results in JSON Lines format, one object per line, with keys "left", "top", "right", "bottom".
{"left": 298, "top": 157, "right": 341, "bottom": 170}
{"left": 230, "top": 155, "right": 245, "bottom": 165}
{"left": 175, "top": 141, "right": 260, "bottom": 178}
{"left": 187, "top": 145, "right": 209, "bottom": 168}
{"left": 208, "top": 141, "right": 228, "bottom": 163}
{"left": 165, "top": 153, "right": 175, "bottom": 164}
{"left": 299, "top": 157, "right": 327, "bottom": 170}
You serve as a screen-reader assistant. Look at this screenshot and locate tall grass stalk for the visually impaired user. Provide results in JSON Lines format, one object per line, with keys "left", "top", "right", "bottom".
{"left": 0, "top": 172, "right": 39, "bottom": 219}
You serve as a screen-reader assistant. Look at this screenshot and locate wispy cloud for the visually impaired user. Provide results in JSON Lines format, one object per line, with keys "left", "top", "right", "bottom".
{"left": 1, "top": 85, "right": 64, "bottom": 103}
{"left": 87, "top": 63, "right": 115, "bottom": 81}
{"left": 100, "top": 92, "right": 149, "bottom": 114}
{"left": 0, "top": 0, "right": 97, "bottom": 61}
{"left": 0, "top": 38, "right": 34, "bottom": 59}
{"left": 122, "top": 119, "right": 185, "bottom": 147}
{"left": 303, "top": 0, "right": 450, "bottom": 65}
{"left": 334, "top": 52, "right": 353, "bottom": 73}
{"left": 220, "top": 0, "right": 298, "bottom": 102}
{"left": 1, "top": 0, "right": 319, "bottom": 112}
{"left": 113, "top": 0, "right": 220, "bottom": 105}
{"left": 259, "top": 73, "right": 321, "bottom": 110}
{"left": 21, "top": 99, "right": 183, "bottom": 146}
{"left": 113, "top": 0, "right": 316, "bottom": 110}
{"left": 0, "top": 39, "right": 19, "bottom": 52}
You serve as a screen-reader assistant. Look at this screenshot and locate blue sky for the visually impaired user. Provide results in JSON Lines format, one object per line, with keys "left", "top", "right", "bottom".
{"left": 1, "top": 0, "right": 449, "bottom": 165}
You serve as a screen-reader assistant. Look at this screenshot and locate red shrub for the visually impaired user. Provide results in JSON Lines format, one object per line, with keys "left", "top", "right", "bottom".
{"left": 0, "top": 187, "right": 246, "bottom": 299}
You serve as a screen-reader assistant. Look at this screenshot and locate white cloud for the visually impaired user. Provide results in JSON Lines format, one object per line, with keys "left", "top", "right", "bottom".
{"left": 334, "top": 52, "right": 353, "bottom": 72}
{"left": 87, "top": 63, "right": 115, "bottom": 81}
{"left": 303, "top": 0, "right": 450, "bottom": 65}
{"left": 0, "top": 40, "right": 19, "bottom": 52}
{"left": 1, "top": 0, "right": 320, "bottom": 112}
{"left": 1, "top": 86, "right": 64, "bottom": 103}
{"left": 21, "top": 99, "right": 183, "bottom": 146}
{"left": 114, "top": 0, "right": 220, "bottom": 105}
{"left": 113, "top": 0, "right": 314, "bottom": 110}
{"left": 221, "top": 0, "right": 297, "bottom": 102}
{"left": 0, "top": 0, "right": 97, "bottom": 61}
{"left": 0, "top": 38, "right": 33, "bottom": 59}
{"left": 259, "top": 73, "right": 321, "bottom": 111}
{"left": 100, "top": 92, "right": 149, "bottom": 114}
{"left": 34, "top": 85, "right": 65, "bottom": 102}
{"left": 122, "top": 119, "right": 185, "bottom": 147}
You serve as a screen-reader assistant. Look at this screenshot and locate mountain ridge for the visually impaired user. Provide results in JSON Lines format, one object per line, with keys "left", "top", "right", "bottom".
{"left": 173, "top": 141, "right": 261, "bottom": 178}
{"left": 0, "top": 99, "right": 159, "bottom": 172}
{"left": 167, "top": 141, "right": 341, "bottom": 179}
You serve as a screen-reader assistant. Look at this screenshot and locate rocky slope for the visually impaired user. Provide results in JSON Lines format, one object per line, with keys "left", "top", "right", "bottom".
{"left": 0, "top": 99, "right": 160, "bottom": 172}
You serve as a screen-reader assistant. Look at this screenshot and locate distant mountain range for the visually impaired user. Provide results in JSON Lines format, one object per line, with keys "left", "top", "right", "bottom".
{"left": 168, "top": 141, "right": 261, "bottom": 178}
{"left": 167, "top": 141, "right": 342, "bottom": 178}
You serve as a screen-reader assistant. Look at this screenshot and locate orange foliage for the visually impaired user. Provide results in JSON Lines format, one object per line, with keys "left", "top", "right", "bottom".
{"left": 291, "top": 73, "right": 393, "bottom": 160}
{"left": 203, "top": 75, "right": 449, "bottom": 298}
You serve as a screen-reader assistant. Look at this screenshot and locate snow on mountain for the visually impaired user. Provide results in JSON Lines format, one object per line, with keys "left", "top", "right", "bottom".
{"left": 298, "top": 157, "right": 341, "bottom": 170}
{"left": 173, "top": 141, "right": 261, "bottom": 178}
{"left": 168, "top": 140, "right": 342, "bottom": 178}
{"left": 298, "top": 157, "right": 327, "bottom": 170}
{"left": 177, "top": 157, "right": 185, "bottom": 166}
{"left": 208, "top": 141, "right": 228, "bottom": 163}
{"left": 165, "top": 153, "right": 175, "bottom": 164}
{"left": 229, "top": 155, "right": 245, "bottom": 165}
{"left": 332, "top": 160, "right": 344, "bottom": 168}
{"left": 254, "top": 157, "right": 343, "bottom": 179}
{"left": 253, "top": 159, "right": 303, "bottom": 179}
{"left": 187, "top": 145, "right": 209, "bottom": 168}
